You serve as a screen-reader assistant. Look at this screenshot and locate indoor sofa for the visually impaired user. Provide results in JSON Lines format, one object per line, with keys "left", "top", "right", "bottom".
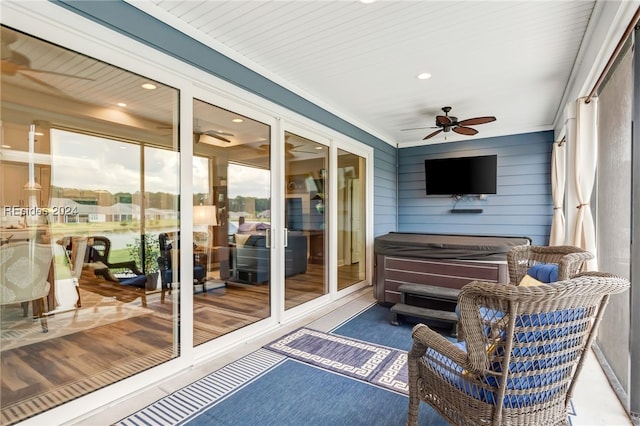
{"left": 230, "top": 232, "right": 307, "bottom": 284}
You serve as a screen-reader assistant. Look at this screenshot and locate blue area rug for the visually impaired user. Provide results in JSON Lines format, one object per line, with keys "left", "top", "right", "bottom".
{"left": 186, "top": 359, "right": 445, "bottom": 426}
{"left": 116, "top": 303, "right": 577, "bottom": 425}
{"left": 265, "top": 327, "right": 409, "bottom": 394}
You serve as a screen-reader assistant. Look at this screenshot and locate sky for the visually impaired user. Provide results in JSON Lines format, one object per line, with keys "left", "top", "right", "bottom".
{"left": 51, "top": 129, "right": 269, "bottom": 200}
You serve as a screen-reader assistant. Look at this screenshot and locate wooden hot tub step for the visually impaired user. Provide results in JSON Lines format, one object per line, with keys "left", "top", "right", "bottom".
{"left": 391, "top": 284, "right": 460, "bottom": 337}
{"left": 390, "top": 303, "right": 458, "bottom": 324}
{"left": 397, "top": 283, "right": 460, "bottom": 301}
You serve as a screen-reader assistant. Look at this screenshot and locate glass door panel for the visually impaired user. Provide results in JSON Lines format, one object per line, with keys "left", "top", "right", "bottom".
{"left": 192, "top": 99, "right": 271, "bottom": 346}
{"left": 284, "top": 132, "right": 328, "bottom": 310}
{"left": 0, "top": 25, "right": 180, "bottom": 423}
{"left": 337, "top": 149, "right": 366, "bottom": 290}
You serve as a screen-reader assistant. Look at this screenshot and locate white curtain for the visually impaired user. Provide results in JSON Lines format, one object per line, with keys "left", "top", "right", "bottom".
{"left": 573, "top": 97, "right": 598, "bottom": 270}
{"left": 549, "top": 140, "right": 566, "bottom": 245}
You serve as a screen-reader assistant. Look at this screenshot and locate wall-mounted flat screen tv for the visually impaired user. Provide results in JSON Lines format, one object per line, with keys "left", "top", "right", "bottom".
{"left": 424, "top": 154, "right": 497, "bottom": 195}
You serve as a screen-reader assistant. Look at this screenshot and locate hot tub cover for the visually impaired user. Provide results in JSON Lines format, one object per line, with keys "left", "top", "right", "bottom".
{"left": 374, "top": 233, "right": 531, "bottom": 261}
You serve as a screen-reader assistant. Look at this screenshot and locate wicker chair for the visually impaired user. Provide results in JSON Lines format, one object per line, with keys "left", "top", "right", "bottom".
{"left": 407, "top": 272, "right": 630, "bottom": 426}
{"left": 507, "top": 245, "right": 594, "bottom": 285}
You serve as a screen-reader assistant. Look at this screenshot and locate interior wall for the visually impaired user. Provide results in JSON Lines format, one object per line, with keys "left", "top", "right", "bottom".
{"left": 397, "top": 131, "right": 554, "bottom": 245}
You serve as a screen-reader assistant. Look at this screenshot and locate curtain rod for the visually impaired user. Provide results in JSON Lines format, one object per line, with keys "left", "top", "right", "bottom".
{"left": 585, "top": 6, "right": 640, "bottom": 104}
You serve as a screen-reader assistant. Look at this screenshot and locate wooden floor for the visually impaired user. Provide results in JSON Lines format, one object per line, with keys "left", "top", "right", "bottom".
{"left": 0, "top": 262, "right": 362, "bottom": 425}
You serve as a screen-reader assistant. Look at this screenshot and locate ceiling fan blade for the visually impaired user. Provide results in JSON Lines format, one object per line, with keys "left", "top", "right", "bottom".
{"left": 19, "top": 66, "right": 95, "bottom": 81}
{"left": 1, "top": 60, "right": 21, "bottom": 75}
{"left": 19, "top": 71, "right": 62, "bottom": 91}
{"left": 209, "top": 134, "right": 232, "bottom": 143}
{"left": 423, "top": 129, "right": 443, "bottom": 140}
{"left": 453, "top": 126, "right": 478, "bottom": 136}
{"left": 204, "top": 129, "right": 234, "bottom": 137}
{"left": 458, "top": 116, "right": 496, "bottom": 126}
{"left": 401, "top": 126, "right": 438, "bottom": 131}
{"left": 436, "top": 115, "right": 452, "bottom": 126}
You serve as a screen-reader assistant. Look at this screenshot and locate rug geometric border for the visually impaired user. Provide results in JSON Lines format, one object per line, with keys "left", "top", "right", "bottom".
{"left": 264, "top": 327, "right": 408, "bottom": 394}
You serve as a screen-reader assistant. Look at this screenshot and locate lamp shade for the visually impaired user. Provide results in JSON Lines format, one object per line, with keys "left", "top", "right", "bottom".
{"left": 193, "top": 205, "right": 217, "bottom": 226}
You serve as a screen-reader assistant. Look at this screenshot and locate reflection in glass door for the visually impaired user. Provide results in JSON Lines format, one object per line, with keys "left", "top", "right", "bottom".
{"left": 337, "top": 149, "right": 366, "bottom": 290}
{"left": 0, "top": 25, "right": 181, "bottom": 423}
{"left": 192, "top": 99, "right": 271, "bottom": 346}
{"left": 284, "top": 132, "right": 328, "bottom": 310}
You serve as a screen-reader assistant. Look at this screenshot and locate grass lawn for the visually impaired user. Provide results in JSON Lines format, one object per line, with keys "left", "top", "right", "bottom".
{"left": 48, "top": 219, "right": 176, "bottom": 268}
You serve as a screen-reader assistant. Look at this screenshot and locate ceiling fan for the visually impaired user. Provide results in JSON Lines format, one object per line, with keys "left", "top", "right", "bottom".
{"left": 258, "top": 142, "right": 319, "bottom": 156}
{"left": 199, "top": 129, "right": 234, "bottom": 143}
{"left": 1, "top": 27, "right": 94, "bottom": 89}
{"left": 403, "top": 107, "right": 496, "bottom": 140}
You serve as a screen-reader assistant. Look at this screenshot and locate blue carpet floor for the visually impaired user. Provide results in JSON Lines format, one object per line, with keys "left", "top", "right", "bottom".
{"left": 331, "top": 303, "right": 453, "bottom": 351}
{"left": 187, "top": 360, "right": 446, "bottom": 426}
{"left": 116, "top": 304, "right": 451, "bottom": 426}
{"left": 331, "top": 304, "right": 415, "bottom": 351}
{"left": 116, "top": 303, "right": 577, "bottom": 425}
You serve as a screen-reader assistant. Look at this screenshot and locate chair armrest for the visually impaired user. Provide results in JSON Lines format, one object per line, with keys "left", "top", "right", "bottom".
{"left": 108, "top": 260, "right": 143, "bottom": 276}
{"left": 410, "top": 323, "right": 468, "bottom": 367}
{"left": 558, "top": 251, "right": 594, "bottom": 280}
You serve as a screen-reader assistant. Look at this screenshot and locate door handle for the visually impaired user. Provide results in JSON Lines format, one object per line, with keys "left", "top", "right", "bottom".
{"left": 266, "top": 229, "right": 271, "bottom": 248}
{"left": 284, "top": 228, "right": 289, "bottom": 248}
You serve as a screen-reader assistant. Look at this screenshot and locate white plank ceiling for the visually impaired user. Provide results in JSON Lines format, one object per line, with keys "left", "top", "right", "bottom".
{"left": 142, "top": 0, "right": 597, "bottom": 146}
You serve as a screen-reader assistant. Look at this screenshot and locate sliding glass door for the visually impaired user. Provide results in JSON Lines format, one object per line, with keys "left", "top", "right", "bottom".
{"left": 192, "top": 99, "right": 272, "bottom": 346}
{"left": 0, "top": 25, "right": 180, "bottom": 424}
{"left": 0, "top": 20, "right": 373, "bottom": 425}
{"left": 283, "top": 131, "right": 328, "bottom": 310}
{"left": 337, "top": 148, "right": 367, "bottom": 290}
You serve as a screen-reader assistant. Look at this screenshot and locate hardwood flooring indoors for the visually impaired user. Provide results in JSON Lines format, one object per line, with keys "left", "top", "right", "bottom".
{"left": 0, "top": 262, "right": 362, "bottom": 425}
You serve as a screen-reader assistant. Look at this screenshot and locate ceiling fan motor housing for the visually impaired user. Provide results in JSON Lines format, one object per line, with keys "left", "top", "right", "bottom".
{"left": 437, "top": 116, "right": 456, "bottom": 128}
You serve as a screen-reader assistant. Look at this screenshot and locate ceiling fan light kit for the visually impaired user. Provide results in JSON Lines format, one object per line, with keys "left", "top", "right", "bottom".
{"left": 198, "top": 133, "right": 229, "bottom": 145}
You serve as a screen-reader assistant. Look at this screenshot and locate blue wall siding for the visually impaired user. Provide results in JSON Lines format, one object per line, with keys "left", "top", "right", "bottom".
{"left": 372, "top": 144, "right": 397, "bottom": 236}
{"left": 398, "top": 131, "right": 554, "bottom": 245}
{"left": 54, "top": 0, "right": 398, "bottom": 238}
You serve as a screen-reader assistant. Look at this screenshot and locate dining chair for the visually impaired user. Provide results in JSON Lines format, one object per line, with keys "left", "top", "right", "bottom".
{"left": 0, "top": 241, "right": 54, "bottom": 332}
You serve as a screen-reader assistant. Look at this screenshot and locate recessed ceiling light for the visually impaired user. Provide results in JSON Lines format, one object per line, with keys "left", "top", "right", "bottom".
{"left": 117, "top": 102, "right": 127, "bottom": 107}
{"left": 315, "top": 146, "right": 323, "bottom": 150}
{"left": 417, "top": 73, "right": 432, "bottom": 80}
{"left": 34, "top": 132, "right": 44, "bottom": 136}
{"left": 232, "top": 118, "right": 244, "bottom": 123}
{"left": 359, "top": 0, "right": 376, "bottom": 3}
{"left": 141, "top": 83, "right": 157, "bottom": 90}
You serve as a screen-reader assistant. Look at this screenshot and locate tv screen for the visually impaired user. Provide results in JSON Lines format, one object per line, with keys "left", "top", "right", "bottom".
{"left": 424, "top": 155, "right": 497, "bottom": 195}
